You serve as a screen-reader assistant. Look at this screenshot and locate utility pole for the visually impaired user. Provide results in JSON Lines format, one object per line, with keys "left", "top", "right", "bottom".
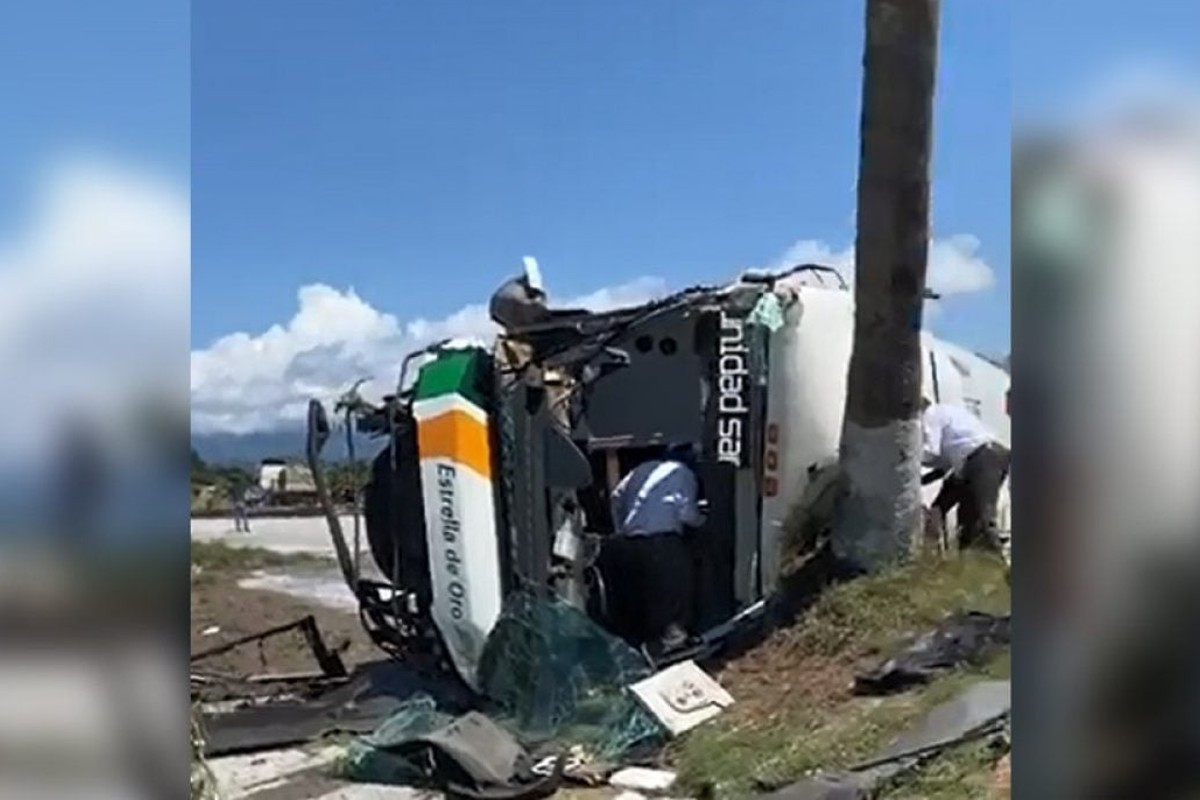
{"left": 833, "top": 0, "right": 940, "bottom": 571}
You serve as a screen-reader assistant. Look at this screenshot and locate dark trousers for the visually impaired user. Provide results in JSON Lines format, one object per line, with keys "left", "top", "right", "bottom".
{"left": 933, "top": 443, "right": 1011, "bottom": 550}
{"left": 233, "top": 503, "right": 250, "bottom": 532}
{"left": 597, "top": 532, "right": 693, "bottom": 646}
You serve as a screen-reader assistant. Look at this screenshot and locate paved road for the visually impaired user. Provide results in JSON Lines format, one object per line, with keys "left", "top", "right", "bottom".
{"left": 192, "top": 514, "right": 385, "bottom": 611}
{"left": 191, "top": 514, "right": 360, "bottom": 556}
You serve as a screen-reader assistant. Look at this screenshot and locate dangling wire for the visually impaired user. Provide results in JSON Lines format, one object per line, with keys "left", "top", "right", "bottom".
{"left": 386, "top": 398, "right": 402, "bottom": 626}
{"left": 344, "top": 405, "right": 361, "bottom": 585}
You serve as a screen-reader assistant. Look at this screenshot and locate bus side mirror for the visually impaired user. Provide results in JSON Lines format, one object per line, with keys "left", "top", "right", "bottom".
{"left": 306, "top": 399, "right": 331, "bottom": 458}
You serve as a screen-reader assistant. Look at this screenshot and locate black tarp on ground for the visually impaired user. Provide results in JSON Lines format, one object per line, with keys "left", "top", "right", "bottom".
{"left": 854, "top": 611, "right": 1011, "bottom": 695}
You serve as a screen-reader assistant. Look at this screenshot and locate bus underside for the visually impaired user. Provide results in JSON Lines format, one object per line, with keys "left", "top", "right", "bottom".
{"left": 305, "top": 272, "right": 810, "bottom": 687}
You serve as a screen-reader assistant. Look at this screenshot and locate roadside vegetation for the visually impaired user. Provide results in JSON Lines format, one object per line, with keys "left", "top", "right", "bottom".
{"left": 190, "top": 449, "right": 256, "bottom": 513}
{"left": 674, "top": 551, "right": 1011, "bottom": 799}
{"left": 191, "top": 539, "right": 332, "bottom": 577}
{"left": 190, "top": 448, "right": 368, "bottom": 513}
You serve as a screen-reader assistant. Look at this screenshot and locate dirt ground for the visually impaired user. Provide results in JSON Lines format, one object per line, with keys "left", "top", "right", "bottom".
{"left": 190, "top": 569, "right": 379, "bottom": 684}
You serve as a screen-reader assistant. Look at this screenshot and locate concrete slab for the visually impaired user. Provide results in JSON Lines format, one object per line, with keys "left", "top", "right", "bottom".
{"left": 208, "top": 745, "right": 443, "bottom": 800}
{"left": 208, "top": 746, "right": 343, "bottom": 799}
{"left": 310, "top": 786, "right": 442, "bottom": 799}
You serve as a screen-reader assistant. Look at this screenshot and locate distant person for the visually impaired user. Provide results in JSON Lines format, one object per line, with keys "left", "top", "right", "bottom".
{"left": 920, "top": 397, "right": 1010, "bottom": 552}
{"left": 601, "top": 443, "right": 707, "bottom": 653}
{"left": 230, "top": 484, "right": 251, "bottom": 534}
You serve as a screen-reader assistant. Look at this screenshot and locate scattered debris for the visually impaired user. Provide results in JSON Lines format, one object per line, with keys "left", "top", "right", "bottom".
{"left": 200, "top": 660, "right": 471, "bottom": 757}
{"left": 609, "top": 766, "right": 678, "bottom": 794}
{"left": 202, "top": 625, "right": 221, "bottom": 636}
{"left": 629, "top": 661, "right": 734, "bottom": 736}
{"left": 345, "top": 700, "right": 564, "bottom": 799}
{"left": 338, "top": 594, "right": 677, "bottom": 793}
{"left": 853, "top": 611, "right": 1010, "bottom": 695}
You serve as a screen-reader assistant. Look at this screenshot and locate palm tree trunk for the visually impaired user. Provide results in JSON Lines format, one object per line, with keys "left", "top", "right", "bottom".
{"left": 833, "top": 0, "right": 940, "bottom": 570}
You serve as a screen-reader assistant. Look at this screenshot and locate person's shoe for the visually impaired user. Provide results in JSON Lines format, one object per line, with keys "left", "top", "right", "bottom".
{"left": 660, "top": 624, "right": 688, "bottom": 651}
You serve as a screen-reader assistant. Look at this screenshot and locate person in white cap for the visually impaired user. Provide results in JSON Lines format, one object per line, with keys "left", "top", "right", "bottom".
{"left": 921, "top": 397, "right": 1010, "bottom": 552}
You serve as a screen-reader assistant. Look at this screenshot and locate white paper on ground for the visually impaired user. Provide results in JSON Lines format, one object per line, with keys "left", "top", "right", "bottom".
{"left": 628, "top": 659, "right": 734, "bottom": 736}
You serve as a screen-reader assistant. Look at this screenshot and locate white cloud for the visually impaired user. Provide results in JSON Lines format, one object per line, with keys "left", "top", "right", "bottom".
{"left": 768, "top": 234, "right": 996, "bottom": 296}
{"left": 190, "top": 277, "right": 670, "bottom": 434}
{"left": 1018, "top": 60, "right": 1200, "bottom": 141}
{"left": 1075, "top": 60, "right": 1200, "bottom": 125}
{"left": 0, "top": 155, "right": 1002, "bottom": 451}
{"left": 0, "top": 155, "right": 189, "bottom": 466}
{"left": 192, "top": 232, "right": 999, "bottom": 435}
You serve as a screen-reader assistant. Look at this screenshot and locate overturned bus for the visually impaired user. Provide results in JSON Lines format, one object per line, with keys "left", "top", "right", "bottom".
{"left": 306, "top": 263, "right": 1011, "bottom": 689}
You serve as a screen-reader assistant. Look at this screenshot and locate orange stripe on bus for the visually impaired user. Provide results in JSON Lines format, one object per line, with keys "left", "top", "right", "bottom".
{"left": 417, "top": 409, "right": 492, "bottom": 480}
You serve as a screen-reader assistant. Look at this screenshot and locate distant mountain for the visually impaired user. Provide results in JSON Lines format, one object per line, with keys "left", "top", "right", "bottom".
{"left": 198, "top": 349, "right": 1013, "bottom": 465}
{"left": 192, "top": 427, "right": 382, "bottom": 467}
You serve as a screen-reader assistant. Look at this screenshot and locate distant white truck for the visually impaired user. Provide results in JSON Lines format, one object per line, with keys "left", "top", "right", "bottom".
{"left": 258, "top": 459, "right": 318, "bottom": 505}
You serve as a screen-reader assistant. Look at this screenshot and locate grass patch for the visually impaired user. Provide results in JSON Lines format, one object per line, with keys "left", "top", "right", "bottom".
{"left": 673, "top": 551, "right": 1010, "bottom": 798}
{"left": 191, "top": 540, "right": 333, "bottom": 576}
{"left": 784, "top": 551, "right": 1010, "bottom": 659}
{"left": 878, "top": 737, "right": 1005, "bottom": 799}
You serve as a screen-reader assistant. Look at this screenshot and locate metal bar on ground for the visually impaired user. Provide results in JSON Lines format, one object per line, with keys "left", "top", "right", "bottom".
{"left": 190, "top": 614, "right": 347, "bottom": 680}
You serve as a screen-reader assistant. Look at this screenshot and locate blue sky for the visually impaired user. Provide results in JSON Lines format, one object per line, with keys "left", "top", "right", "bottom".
{"left": 192, "top": 0, "right": 1010, "bottom": 358}
{"left": 12, "top": 0, "right": 1200, "bottom": 433}
{"left": 0, "top": 0, "right": 189, "bottom": 222}
{"left": 1013, "top": 2, "right": 1200, "bottom": 124}
{"left": 0, "top": 0, "right": 189, "bottom": 480}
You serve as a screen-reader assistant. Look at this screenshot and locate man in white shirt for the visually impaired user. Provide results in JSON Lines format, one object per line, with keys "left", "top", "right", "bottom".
{"left": 921, "top": 398, "right": 1010, "bottom": 552}
{"left": 600, "top": 443, "right": 708, "bottom": 653}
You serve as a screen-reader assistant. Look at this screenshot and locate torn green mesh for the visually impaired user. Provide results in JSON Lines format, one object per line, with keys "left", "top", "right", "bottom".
{"left": 476, "top": 590, "right": 666, "bottom": 761}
